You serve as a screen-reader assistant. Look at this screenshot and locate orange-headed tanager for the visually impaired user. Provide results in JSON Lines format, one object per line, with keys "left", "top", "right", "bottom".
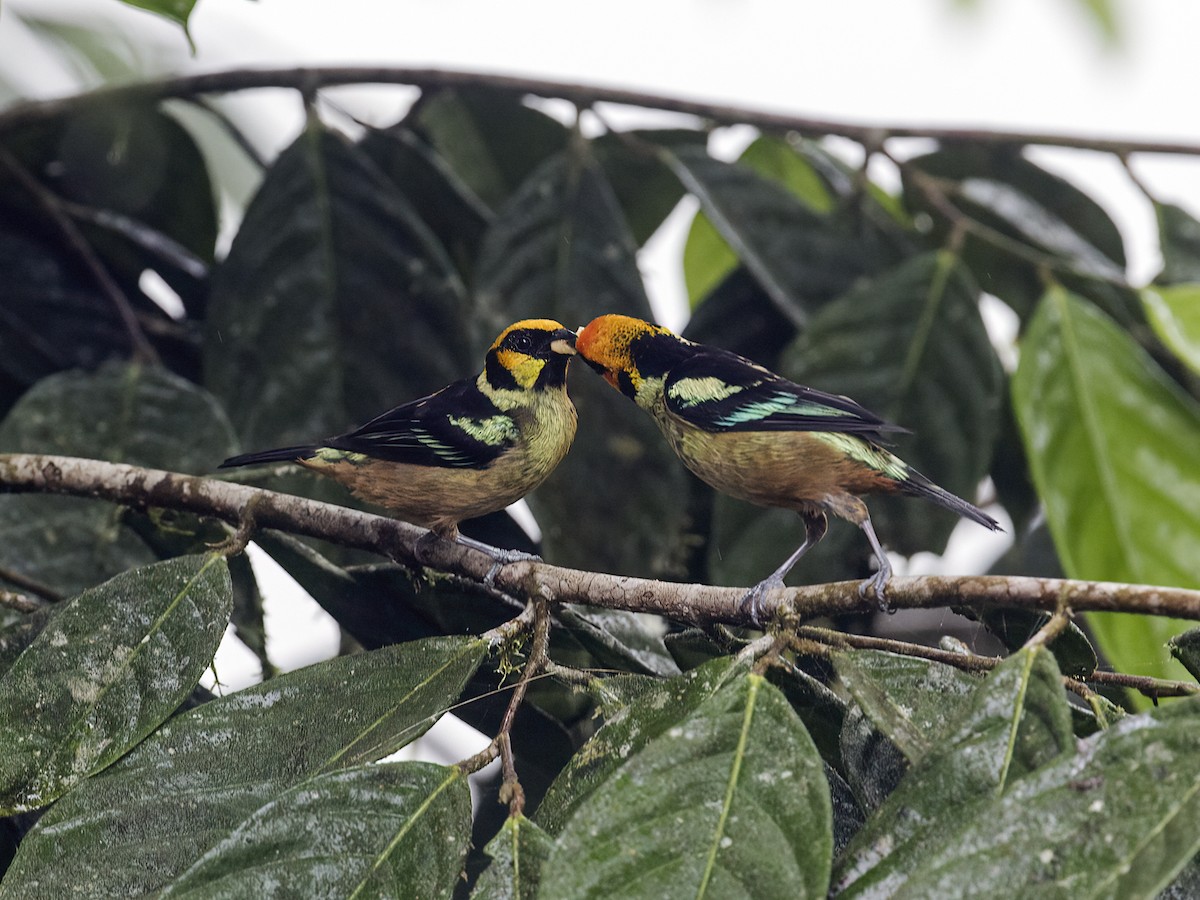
{"left": 575, "top": 313, "right": 1000, "bottom": 620}
{"left": 221, "top": 319, "right": 578, "bottom": 564}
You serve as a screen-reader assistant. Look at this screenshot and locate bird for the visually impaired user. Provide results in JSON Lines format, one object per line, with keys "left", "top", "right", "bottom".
{"left": 574, "top": 313, "right": 1000, "bottom": 622}
{"left": 220, "top": 319, "right": 579, "bottom": 569}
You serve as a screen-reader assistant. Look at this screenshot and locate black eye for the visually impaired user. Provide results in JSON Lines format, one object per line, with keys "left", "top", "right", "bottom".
{"left": 510, "top": 332, "right": 534, "bottom": 352}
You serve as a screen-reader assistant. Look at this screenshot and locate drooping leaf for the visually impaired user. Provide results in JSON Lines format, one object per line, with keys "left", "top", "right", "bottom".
{"left": 833, "top": 648, "right": 1074, "bottom": 896}
{"left": 0, "top": 362, "right": 237, "bottom": 596}
{"left": 1156, "top": 201, "right": 1200, "bottom": 285}
{"left": 116, "top": 1, "right": 198, "bottom": 34}
{"left": 412, "top": 86, "right": 569, "bottom": 209}
{"left": 880, "top": 694, "right": 1200, "bottom": 899}
{"left": 0, "top": 555, "right": 231, "bottom": 813}
{"left": 957, "top": 606, "right": 1097, "bottom": 678}
{"left": 474, "top": 148, "right": 690, "bottom": 577}
{"left": 668, "top": 144, "right": 892, "bottom": 324}
{"left": 473, "top": 814, "right": 553, "bottom": 900}
{"left": 1142, "top": 284, "right": 1200, "bottom": 376}
{"left": 777, "top": 251, "right": 1003, "bottom": 556}
{"left": 204, "top": 115, "right": 471, "bottom": 451}
{"left": 1012, "top": 287, "right": 1200, "bottom": 685}
{"left": 159, "top": 763, "right": 471, "bottom": 899}
{"left": 541, "top": 672, "right": 832, "bottom": 899}
{"left": 555, "top": 605, "right": 679, "bottom": 678}
{"left": 536, "top": 656, "right": 742, "bottom": 835}
{"left": 832, "top": 649, "right": 983, "bottom": 764}
{"left": 682, "top": 135, "right": 834, "bottom": 306}
{"left": 903, "top": 146, "right": 1126, "bottom": 319}
{"left": 1, "top": 635, "right": 485, "bottom": 896}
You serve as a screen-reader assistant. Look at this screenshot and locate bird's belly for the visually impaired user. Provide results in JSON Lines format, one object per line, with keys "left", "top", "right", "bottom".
{"left": 668, "top": 426, "right": 896, "bottom": 510}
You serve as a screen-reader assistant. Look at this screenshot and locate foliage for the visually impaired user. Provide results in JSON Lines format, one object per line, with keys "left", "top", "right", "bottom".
{"left": 0, "top": 13, "right": 1199, "bottom": 895}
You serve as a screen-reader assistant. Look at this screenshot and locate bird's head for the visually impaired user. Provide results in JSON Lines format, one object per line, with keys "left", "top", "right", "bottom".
{"left": 483, "top": 319, "right": 577, "bottom": 392}
{"left": 575, "top": 314, "right": 693, "bottom": 409}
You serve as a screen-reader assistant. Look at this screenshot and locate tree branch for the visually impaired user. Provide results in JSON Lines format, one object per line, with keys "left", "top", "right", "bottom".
{"left": 3, "top": 454, "right": 1200, "bottom": 630}
{"left": 1, "top": 66, "right": 1198, "bottom": 157}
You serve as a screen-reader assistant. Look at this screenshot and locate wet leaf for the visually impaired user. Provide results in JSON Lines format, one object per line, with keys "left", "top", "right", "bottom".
{"left": 473, "top": 814, "right": 553, "bottom": 900}
{"left": 0, "top": 555, "right": 231, "bottom": 813}
{"left": 2, "top": 635, "right": 485, "bottom": 896}
{"left": 1142, "top": 283, "right": 1200, "bottom": 376}
{"left": 160, "top": 763, "right": 470, "bottom": 899}
{"left": 1012, "top": 287, "right": 1200, "bottom": 686}
{"left": 541, "top": 672, "right": 832, "bottom": 899}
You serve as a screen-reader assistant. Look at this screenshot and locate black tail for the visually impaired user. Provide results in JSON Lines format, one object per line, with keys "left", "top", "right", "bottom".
{"left": 219, "top": 445, "right": 317, "bottom": 469}
{"left": 901, "top": 470, "right": 1002, "bottom": 531}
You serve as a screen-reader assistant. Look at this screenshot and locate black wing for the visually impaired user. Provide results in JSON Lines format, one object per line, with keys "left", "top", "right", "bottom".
{"left": 663, "top": 350, "right": 906, "bottom": 441}
{"left": 326, "top": 378, "right": 517, "bottom": 469}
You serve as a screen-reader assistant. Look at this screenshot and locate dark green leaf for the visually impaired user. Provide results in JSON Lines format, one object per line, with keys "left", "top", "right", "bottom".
{"left": 682, "top": 135, "right": 834, "bottom": 305}
{"left": 159, "top": 762, "right": 471, "bottom": 899}
{"left": 0, "top": 555, "right": 231, "bottom": 813}
{"left": 412, "top": 87, "right": 569, "bottom": 209}
{"left": 116, "top": 0, "right": 197, "bottom": 33}
{"left": 904, "top": 146, "right": 1126, "bottom": 318}
{"left": 781, "top": 251, "right": 1003, "bottom": 556}
{"left": 205, "top": 117, "right": 471, "bottom": 450}
{"left": 474, "top": 148, "right": 691, "bottom": 577}
{"left": 0, "top": 362, "right": 237, "bottom": 596}
{"left": 2, "top": 635, "right": 485, "bottom": 896}
{"left": 358, "top": 123, "right": 492, "bottom": 279}
{"left": 473, "top": 814, "right": 553, "bottom": 900}
{"left": 663, "top": 628, "right": 730, "bottom": 671}
{"left": 766, "top": 657, "right": 848, "bottom": 769}
{"left": 882, "top": 694, "right": 1200, "bottom": 899}
{"left": 555, "top": 606, "right": 679, "bottom": 678}
{"left": 540, "top": 673, "right": 832, "bottom": 899}
{"left": 962, "top": 607, "right": 1097, "bottom": 678}
{"left": 833, "top": 648, "right": 1074, "bottom": 896}
{"left": 1169, "top": 628, "right": 1200, "bottom": 682}
{"left": 536, "top": 656, "right": 741, "bottom": 834}
{"left": 838, "top": 703, "right": 906, "bottom": 814}
{"left": 1157, "top": 202, "right": 1200, "bottom": 285}
{"left": 593, "top": 128, "right": 707, "bottom": 246}
{"left": 1012, "top": 287, "right": 1200, "bottom": 685}
{"left": 683, "top": 266, "right": 799, "bottom": 370}
{"left": 667, "top": 145, "right": 884, "bottom": 324}
{"left": 832, "top": 649, "right": 982, "bottom": 764}
{"left": 1143, "top": 284, "right": 1200, "bottom": 376}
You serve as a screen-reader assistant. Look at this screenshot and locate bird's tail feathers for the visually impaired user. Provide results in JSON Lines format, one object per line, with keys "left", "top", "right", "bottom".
{"left": 900, "top": 470, "right": 1002, "bottom": 531}
{"left": 219, "top": 445, "right": 316, "bottom": 469}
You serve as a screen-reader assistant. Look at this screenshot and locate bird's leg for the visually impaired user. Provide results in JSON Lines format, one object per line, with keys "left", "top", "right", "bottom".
{"left": 738, "top": 511, "right": 828, "bottom": 628}
{"left": 455, "top": 534, "right": 542, "bottom": 587}
{"left": 856, "top": 514, "right": 894, "bottom": 612}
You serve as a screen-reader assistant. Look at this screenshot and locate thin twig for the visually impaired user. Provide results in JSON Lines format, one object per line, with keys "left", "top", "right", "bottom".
{"left": 497, "top": 598, "right": 551, "bottom": 816}
{"left": 0, "top": 590, "right": 46, "bottom": 613}
{"left": 0, "top": 148, "right": 159, "bottom": 364}
{"left": 3, "top": 66, "right": 1200, "bottom": 157}
{"left": 0, "top": 564, "right": 64, "bottom": 603}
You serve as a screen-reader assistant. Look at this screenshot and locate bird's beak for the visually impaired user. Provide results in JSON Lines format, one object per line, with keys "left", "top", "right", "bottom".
{"left": 550, "top": 328, "right": 577, "bottom": 356}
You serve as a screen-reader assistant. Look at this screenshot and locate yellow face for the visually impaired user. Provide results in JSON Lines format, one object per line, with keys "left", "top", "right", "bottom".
{"left": 487, "top": 319, "right": 576, "bottom": 390}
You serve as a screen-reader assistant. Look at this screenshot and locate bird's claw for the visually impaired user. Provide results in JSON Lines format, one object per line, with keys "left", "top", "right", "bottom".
{"left": 858, "top": 569, "right": 894, "bottom": 614}
{"left": 737, "top": 576, "right": 784, "bottom": 629}
{"left": 482, "top": 549, "right": 541, "bottom": 588}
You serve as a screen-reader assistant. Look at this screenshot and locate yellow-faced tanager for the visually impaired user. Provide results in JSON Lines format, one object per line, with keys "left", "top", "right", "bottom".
{"left": 575, "top": 314, "right": 1000, "bottom": 619}
{"left": 221, "top": 319, "right": 578, "bottom": 564}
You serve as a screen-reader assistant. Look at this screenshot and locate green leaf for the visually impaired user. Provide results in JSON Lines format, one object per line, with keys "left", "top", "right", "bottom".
{"left": 0, "top": 362, "right": 237, "bottom": 597}
{"left": 885, "top": 695, "right": 1200, "bottom": 899}
{"left": 473, "top": 814, "right": 553, "bottom": 900}
{"left": 832, "top": 649, "right": 982, "bottom": 764}
{"left": 1012, "top": 287, "right": 1200, "bottom": 685}
{"left": 117, "top": 1, "right": 197, "bottom": 34}
{"left": 159, "top": 762, "right": 471, "bottom": 899}
{"left": 0, "top": 555, "right": 231, "bottom": 814}
{"left": 834, "top": 648, "right": 1074, "bottom": 896}
{"left": 961, "top": 606, "right": 1098, "bottom": 678}
{"left": 904, "top": 147, "right": 1126, "bottom": 319}
{"left": 2, "top": 635, "right": 485, "bottom": 896}
{"left": 412, "top": 87, "right": 569, "bottom": 209}
{"left": 667, "top": 144, "right": 870, "bottom": 325}
{"left": 682, "top": 135, "right": 833, "bottom": 305}
{"left": 1143, "top": 284, "right": 1200, "bottom": 376}
{"left": 1168, "top": 628, "right": 1200, "bottom": 682}
{"left": 474, "top": 148, "right": 691, "bottom": 577}
{"left": 536, "top": 657, "right": 741, "bottom": 834}
{"left": 779, "top": 251, "right": 1003, "bottom": 556}
{"left": 541, "top": 672, "right": 832, "bottom": 899}
{"left": 555, "top": 606, "right": 679, "bottom": 678}
{"left": 205, "top": 116, "right": 471, "bottom": 450}
{"left": 1156, "top": 202, "right": 1200, "bottom": 285}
